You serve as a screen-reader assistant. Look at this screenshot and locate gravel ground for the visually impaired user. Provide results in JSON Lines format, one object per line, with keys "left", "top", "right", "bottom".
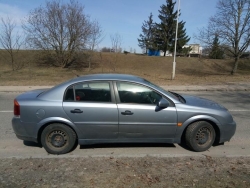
{"left": 1, "top": 156, "right": 250, "bottom": 188}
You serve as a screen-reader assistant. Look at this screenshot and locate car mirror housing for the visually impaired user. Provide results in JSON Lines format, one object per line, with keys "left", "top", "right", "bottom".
{"left": 157, "top": 98, "right": 169, "bottom": 108}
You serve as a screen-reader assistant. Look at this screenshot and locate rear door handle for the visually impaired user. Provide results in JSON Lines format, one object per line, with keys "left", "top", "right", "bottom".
{"left": 70, "top": 109, "right": 83, "bottom": 113}
{"left": 121, "top": 110, "right": 134, "bottom": 115}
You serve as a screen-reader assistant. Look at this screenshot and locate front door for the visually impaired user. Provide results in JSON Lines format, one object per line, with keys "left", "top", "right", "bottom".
{"left": 63, "top": 81, "right": 118, "bottom": 139}
{"left": 115, "top": 82, "right": 177, "bottom": 140}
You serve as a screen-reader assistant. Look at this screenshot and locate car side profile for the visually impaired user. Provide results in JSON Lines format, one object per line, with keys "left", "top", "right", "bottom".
{"left": 12, "top": 74, "right": 236, "bottom": 154}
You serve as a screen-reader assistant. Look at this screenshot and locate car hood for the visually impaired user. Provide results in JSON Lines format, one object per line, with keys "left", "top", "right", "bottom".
{"left": 182, "top": 95, "right": 227, "bottom": 111}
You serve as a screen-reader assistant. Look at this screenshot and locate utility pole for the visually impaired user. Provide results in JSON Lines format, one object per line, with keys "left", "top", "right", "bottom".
{"left": 171, "top": 0, "right": 180, "bottom": 80}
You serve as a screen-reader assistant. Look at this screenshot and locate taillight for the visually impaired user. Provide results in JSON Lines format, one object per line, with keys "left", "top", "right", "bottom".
{"left": 14, "top": 99, "right": 20, "bottom": 116}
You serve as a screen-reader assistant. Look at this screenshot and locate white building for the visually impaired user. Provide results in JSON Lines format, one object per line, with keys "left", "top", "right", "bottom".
{"left": 183, "top": 44, "right": 202, "bottom": 55}
{"left": 160, "top": 50, "right": 172, "bottom": 56}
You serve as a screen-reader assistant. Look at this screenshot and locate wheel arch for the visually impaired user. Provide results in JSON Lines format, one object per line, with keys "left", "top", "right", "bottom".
{"left": 36, "top": 117, "right": 79, "bottom": 144}
{"left": 177, "top": 115, "right": 221, "bottom": 145}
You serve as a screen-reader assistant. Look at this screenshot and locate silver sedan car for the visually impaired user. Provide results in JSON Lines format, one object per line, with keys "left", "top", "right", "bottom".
{"left": 12, "top": 74, "right": 236, "bottom": 154}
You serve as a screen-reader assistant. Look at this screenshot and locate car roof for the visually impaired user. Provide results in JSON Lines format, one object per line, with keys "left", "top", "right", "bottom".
{"left": 38, "top": 74, "right": 146, "bottom": 101}
{"left": 38, "top": 73, "right": 180, "bottom": 103}
{"left": 69, "top": 74, "right": 145, "bottom": 83}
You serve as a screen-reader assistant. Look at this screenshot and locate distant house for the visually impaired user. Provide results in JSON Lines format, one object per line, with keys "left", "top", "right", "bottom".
{"left": 148, "top": 46, "right": 205, "bottom": 57}
{"left": 148, "top": 44, "right": 202, "bottom": 57}
{"left": 147, "top": 49, "right": 172, "bottom": 56}
{"left": 183, "top": 44, "right": 202, "bottom": 57}
{"left": 147, "top": 49, "right": 160, "bottom": 56}
{"left": 160, "top": 50, "right": 172, "bottom": 56}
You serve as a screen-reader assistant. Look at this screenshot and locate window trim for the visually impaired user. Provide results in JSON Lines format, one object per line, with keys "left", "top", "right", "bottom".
{"left": 114, "top": 81, "right": 174, "bottom": 106}
{"left": 63, "top": 81, "right": 115, "bottom": 103}
{"left": 63, "top": 85, "right": 75, "bottom": 102}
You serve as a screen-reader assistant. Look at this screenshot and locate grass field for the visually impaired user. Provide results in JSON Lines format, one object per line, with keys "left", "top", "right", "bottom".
{"left": 0, "top": 50, "right": 249, "bottom": 86}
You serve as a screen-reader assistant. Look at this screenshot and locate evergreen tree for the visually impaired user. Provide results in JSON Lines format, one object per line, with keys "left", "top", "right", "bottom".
{"left": 155, "top": 0, "right": 176, "bottom": 56}
{"left": 138, "top": 13, "right": 157, "bottom": 54}
{"left": 209, "top": 34, "right": 224, "bottom": 59}
{"left": 156, "top": 0, "right": 190, "bottom": 56}
{"left": 174, "top": 21, "right": 191, "bottom": 54}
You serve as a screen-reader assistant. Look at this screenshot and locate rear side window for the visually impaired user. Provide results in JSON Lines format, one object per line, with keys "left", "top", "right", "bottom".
{"left": 64, "top": 82, "right": 111, "bottom": 102}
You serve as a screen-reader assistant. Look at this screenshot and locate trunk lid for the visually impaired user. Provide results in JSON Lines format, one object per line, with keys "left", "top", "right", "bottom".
{"left": 16, "top": 89, "right": 49, "bottom": 100}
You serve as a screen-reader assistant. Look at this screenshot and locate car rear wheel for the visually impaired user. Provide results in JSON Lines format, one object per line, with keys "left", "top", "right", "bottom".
{"left": 185, "top": 121, "right": 215, "bottom": 152}
{"left": 41, "top": 123, "right": 77, "bottom": 154}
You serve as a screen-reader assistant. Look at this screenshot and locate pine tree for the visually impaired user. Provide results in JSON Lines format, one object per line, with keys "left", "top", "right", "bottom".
{"left": 155, "top": 0, "right": 176, "bottom": 56}
{"left": 138, "top": 13, "right": 157, "bottom": 54}
{"left": 175, "top": 21, "right": 190, "bottom": 53}
{"left": 209, "top": 34, "right": 224, "bottom": 59}
{"left": 156, "top": 0, "right": 190, "bottom": 56}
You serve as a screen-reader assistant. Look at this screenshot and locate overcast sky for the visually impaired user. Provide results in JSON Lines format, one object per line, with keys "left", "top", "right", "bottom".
{"left": 0, "top": 0, "right": 217, "bottom": 53}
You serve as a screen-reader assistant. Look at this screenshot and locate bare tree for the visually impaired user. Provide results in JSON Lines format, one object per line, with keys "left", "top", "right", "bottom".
{"left": 109, "top": 33, "right": 122, "bottom": 72}
{"left": 110, "top": 33, "right": 122, "bottom": 53}
{"left": 86, "top": 20, "right": 104, "bottom": 71}
{"left": 23, "top": 0, "right": 93, "bottom": 68}
{"left": 0, "top": 17, "right": 24, "bottom": 71}
{"left": 196, "top": 0, "right": 250, "bottom": 74}
{"left": 88, "top": 20, "right": 104, "bottom": 51}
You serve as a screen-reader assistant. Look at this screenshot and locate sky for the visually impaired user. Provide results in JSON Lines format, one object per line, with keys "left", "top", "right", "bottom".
{"left": 0, "top": 0, "right": 218, "bottom": 53}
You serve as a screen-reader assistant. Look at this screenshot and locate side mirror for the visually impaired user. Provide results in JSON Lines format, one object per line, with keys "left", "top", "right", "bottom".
{"left": 157, "top": 98, "right": 169, "bottom": 108}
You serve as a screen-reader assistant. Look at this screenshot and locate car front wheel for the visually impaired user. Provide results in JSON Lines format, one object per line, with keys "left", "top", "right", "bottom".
{"left": 41, "top": 123, "right": 77, "bottom": 154}
{"left": 185, "top": 121, "right": 215, "bottom": 152}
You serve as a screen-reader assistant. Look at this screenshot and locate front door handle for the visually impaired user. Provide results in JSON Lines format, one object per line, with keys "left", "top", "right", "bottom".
{"left": 121, "top": 110, "right": 134, "bottom": 115}
{"left": 70, "top": 109, "right": 83, "bottom": 113}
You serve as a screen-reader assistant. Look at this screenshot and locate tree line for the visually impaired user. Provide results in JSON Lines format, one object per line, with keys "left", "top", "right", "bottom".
{"left": 0, "top": 0, "right": 104, "bottom": 71}
{"left": 138, "top": 0, "right": 250, "bottom": 74}
{"left": 1, "top": 0, "right": 249, "bottom": 75}
{"left": 196, "top": 0, "right": 250, "bottom": 74}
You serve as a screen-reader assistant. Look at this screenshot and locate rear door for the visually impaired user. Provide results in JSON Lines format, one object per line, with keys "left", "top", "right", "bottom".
{"left": 63, "top": 81, "right": 119, "bottom": 139}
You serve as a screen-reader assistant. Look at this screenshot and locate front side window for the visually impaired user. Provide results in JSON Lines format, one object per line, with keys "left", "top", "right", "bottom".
{"left": 117, "top": 82, "right": 162, "bottom": 105}
{"left": 64, "top": 82, "right": 111, "bottom": 102}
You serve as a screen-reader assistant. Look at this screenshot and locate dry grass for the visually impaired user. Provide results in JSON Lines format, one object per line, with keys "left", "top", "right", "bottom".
{"left": 0, "top": 156, "right": 250, "bottom": 187}
{"left": 0, "top": 50, "right": 249, "bottom": 86}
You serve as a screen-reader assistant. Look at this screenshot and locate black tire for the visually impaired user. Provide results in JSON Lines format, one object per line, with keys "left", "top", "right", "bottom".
{"left": 41, "top": 123, "right": 77, "bottom": 154}
{"left": 185, "top": 121, "right": 215, "bottom": 152}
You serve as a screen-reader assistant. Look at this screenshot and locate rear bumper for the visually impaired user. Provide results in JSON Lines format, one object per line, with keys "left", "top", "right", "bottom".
{"left": 16, "top": 135, "right": 38, "bottom": 143}
{"left": 219, "top": 121, "right": 236, "bottom": 143}
{"left": 12, "top": 117, "right": 38, "bottom": 142}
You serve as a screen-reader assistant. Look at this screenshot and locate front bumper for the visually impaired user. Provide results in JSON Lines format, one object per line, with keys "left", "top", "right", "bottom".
{"left": 219, "top": 121, "right": 236, "bottom": 143}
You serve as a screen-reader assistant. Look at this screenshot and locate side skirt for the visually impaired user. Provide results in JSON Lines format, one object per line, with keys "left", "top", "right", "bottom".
{"left": 78, "top": 138, "right": 175, "bottom": 145}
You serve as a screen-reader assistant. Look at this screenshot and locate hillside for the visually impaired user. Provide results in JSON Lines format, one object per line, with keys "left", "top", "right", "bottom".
{"left": 0, "top": 51, "right": 249, "bottom": 86}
